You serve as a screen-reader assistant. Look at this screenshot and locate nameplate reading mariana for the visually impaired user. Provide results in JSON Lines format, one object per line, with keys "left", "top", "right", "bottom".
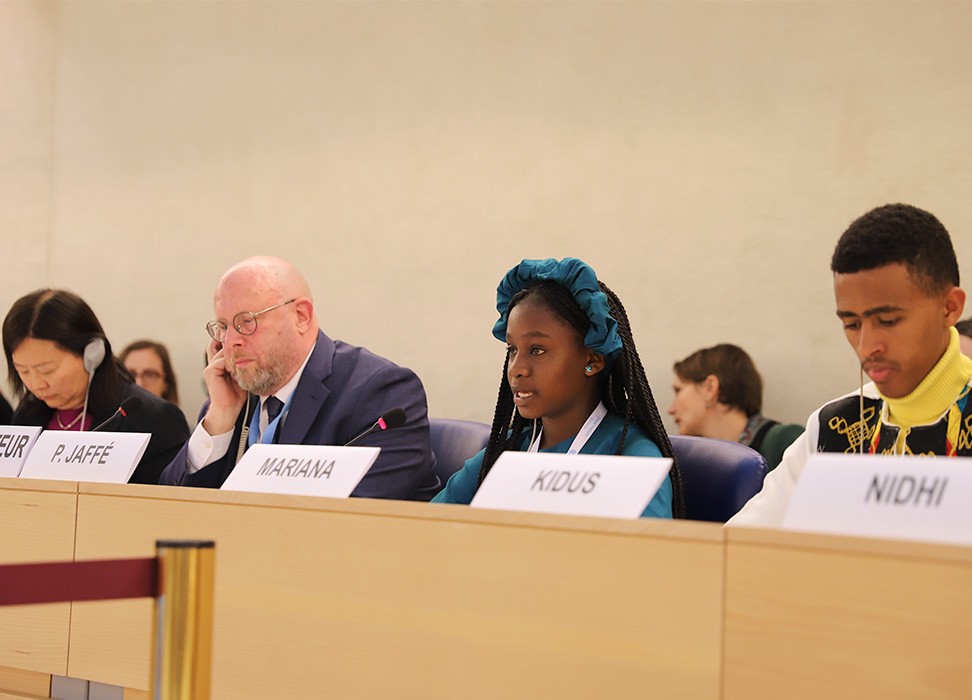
{"left": 20, "top": 431, "right": 150, "bottom": 483}
{"left": 471, "top": 451, "right": 671, "bottom": 519}
{"left": 782, "top": 454, "right": 972, "bottom": 545}
{"left": 221, "top": 444, "right": 380, "bottom": 497}
{"left": 0, "top": 426, "right": 42, "bottom": 478}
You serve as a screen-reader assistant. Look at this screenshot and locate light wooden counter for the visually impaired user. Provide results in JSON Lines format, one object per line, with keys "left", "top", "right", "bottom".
{"left": 5, "top": 478, "right": 971, "bottom": 699}
{"left": 0, "top": 478, "right": 76, "bottom": 678}
{"left": 69, "top": 482, "right": 724, "bottom": 699}
{"left": 724, "top": 525, "right": 972, "bottom": 700}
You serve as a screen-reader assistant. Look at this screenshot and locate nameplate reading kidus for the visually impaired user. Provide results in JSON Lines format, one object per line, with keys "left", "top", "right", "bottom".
{"left": 471, "top": 451, "right": 671, "bottom": 519}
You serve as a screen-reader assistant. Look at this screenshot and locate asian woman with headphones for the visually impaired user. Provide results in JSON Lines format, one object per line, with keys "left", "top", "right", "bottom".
{"left": 2, "top": 289, "right": 190, "bottom": 484}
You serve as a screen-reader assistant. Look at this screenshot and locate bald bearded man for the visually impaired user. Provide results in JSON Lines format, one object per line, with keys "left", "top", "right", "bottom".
{"left": 160, "top": 256, "right": 440, "bottom": 500}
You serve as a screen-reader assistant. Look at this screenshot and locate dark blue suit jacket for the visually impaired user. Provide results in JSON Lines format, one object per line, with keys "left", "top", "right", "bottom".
{"left": 159, "top": 330, "right": 440, "bottom": 501}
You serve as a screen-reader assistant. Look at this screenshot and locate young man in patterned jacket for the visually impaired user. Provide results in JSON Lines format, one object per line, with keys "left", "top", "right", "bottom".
{"left": 729, "top": 203, "right": 970, "bottom": 527}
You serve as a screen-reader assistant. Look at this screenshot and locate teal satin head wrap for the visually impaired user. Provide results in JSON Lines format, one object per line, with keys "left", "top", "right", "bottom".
{"left": 491, "top": 258, "right": 622, "bottom": 362}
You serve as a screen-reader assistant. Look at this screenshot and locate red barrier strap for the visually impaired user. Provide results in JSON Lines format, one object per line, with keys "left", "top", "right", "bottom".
{"left": 0, "top": 557, "right": 157, "bottom": 606}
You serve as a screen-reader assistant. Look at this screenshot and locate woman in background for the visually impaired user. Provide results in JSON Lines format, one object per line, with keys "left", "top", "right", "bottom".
{"left": 120, "top": 339, "right": 180, "bottom": 405}
{"left": 3, "top": 289, "right": 189, "bottom": 484}
{"left": 669, "top": 344, "right": 802, "bottom": 470}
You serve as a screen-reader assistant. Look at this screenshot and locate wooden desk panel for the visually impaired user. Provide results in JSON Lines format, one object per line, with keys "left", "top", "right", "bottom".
{"left": 724, "top": 527, "right": 972, "bottom": 700}
{"left": 8, "top": 478, "right": 972, "bottom": 698}
{"left": 70, "top": 484, "right": 724, "bottom": 699}
{"left": 0, "top": 666, "right": 51, "bottom": 698}
{"left": 0, "top": 478, "right": 77, "bottom": 676}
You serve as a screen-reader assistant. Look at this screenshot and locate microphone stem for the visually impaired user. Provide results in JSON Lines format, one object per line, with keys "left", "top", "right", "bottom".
{"left": 345, "top": 422, "right": 380, "bottom": 447}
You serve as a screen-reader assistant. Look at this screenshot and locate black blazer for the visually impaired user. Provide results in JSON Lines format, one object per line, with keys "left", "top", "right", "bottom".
{"left": 13, "top": 382, "right": 190, "bottom": 485}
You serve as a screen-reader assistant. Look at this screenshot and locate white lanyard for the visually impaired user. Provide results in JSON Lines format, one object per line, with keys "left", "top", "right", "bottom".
{"left": 527, "top": 401, "right": 607, "bottom": 454}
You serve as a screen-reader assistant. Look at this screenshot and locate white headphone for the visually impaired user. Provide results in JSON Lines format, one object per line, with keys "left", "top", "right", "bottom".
{"left": 82, "top": 337, "right": 106, "bottom": 375}
{"left": 79, "top": 337, "right": 106, "bottom": 431}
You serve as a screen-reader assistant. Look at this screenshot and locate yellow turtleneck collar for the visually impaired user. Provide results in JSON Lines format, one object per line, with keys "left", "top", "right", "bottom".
{"left": 882, "top": 326, "right": 972, "bottom": 429}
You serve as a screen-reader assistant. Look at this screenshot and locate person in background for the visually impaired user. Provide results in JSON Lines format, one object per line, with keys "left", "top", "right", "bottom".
{"left": 3, "top": 289, "right": 190, "bottom": 484}
{"left": 120, "top": 339, "right": 180, "bottom": 405}
{"left": 956, "top": 317, "right": 972, "bottom": 358}
{"left": 433, "top": 257, "right": 683, "bottom": 518}
{"left": 159, "top": 255, "right": 439, "bottom": 499}
{"left": 729, "top": 203, "right": 969, "bottom": 527}
{"left": 670, "top": 344, "right": 803, "bottom": 470}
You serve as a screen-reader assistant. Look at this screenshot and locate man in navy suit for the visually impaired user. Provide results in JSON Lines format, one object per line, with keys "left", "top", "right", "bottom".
{"left": 159, "top": 256, "right": 440, "bottom": 500}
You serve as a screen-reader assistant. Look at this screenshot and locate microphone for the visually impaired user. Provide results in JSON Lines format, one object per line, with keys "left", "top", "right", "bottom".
{"left": 343, "top": 408, "right": 407, "bottom": 447}
{"left": 93, "top": 394, "right": 144, "bottom": 432}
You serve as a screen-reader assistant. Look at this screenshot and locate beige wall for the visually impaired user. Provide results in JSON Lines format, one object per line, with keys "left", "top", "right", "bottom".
{"left": 0, "top": 1, "right": 54, "bottom": 317}
{"left": 2, "top": 0, "right": 970, "bottom": 430}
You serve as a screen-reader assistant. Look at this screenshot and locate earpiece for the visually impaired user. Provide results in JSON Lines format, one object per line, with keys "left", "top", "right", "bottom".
{"left": 83, "top": 337, "right": 106, "bottom": 375}
{"left": 80, "top": 335, "right": 105, "bottom": 430}
{"left": 78, "top": 337, "right": 105, "bottom": 433}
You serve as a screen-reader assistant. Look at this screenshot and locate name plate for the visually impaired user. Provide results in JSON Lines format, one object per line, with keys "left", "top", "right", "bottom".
{"left": 221, "top": 444, "right": 380, "bottom": 497}
{"left": 782, "top": 454, "right": 972, "bottom": 545}
{"left": 0, "top": 427, "right": 42, "bottom": 477}
{"left": 20, "top": 431, "right": 150, "bottom": 483}
{"left": 470, "top": 451, "right": 671, "bottom": 519}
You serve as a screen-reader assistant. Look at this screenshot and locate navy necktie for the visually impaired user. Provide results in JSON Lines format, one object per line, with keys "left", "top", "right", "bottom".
{"left": 265, "top": 396, "right": 284, "bottom": 423}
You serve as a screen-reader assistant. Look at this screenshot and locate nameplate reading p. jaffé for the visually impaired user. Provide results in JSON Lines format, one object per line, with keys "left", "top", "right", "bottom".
{"left": 470, "top": 451, "right": 671, "bottom": 519}
{"left": 783, "top": 454, "right": 972, "bottom": 545}
{"left": 221, "top": 444, "right": 380, "bottom": 497}
{"left": 20, "top": 431, "right": 150, "bottom": 483}
{"left": 0, "top": 426, "right": 42, "bottom": 477}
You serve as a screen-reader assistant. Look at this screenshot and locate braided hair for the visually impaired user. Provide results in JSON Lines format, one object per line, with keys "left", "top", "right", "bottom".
{"left": 477, "top": 279, "right": 685, "bottom": 518}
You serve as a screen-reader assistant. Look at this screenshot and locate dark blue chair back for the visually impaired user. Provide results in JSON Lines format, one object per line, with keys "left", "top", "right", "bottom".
{"left": 669, "top": 435, "right": 768, "bottom": 523}
{"left": 429, "top": 418, "right": 492, "bottom": 486}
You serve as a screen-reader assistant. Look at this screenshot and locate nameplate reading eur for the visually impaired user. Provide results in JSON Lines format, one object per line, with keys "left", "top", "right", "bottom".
{"left": 20, "top": 431, "right": 150, "bottom": 483}
{"left": 221, "top": 444, "right": 380, "bottom": 497}
{"left": 471, "top": 451, "right": 671, "bottom": 519}
{"left": 783, "top": 453, "right": 972, "bottom": 545}
{"left": 0, "top": 426, "right": 42, "bottom": 477}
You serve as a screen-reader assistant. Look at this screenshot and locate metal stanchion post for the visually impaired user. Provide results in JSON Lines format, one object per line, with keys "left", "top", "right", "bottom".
{"left": 151, "top": 540, "right": 216, "bottom": 700}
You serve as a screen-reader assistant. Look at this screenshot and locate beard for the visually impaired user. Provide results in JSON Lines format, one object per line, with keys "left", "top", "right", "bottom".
{"left": 231, "top": 344, "right": 294, "bottom": 395}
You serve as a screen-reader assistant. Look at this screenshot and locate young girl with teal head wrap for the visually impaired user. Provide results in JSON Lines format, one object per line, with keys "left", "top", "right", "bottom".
{"left": 433, "top": 257, "right": 683, "bottom": 518}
